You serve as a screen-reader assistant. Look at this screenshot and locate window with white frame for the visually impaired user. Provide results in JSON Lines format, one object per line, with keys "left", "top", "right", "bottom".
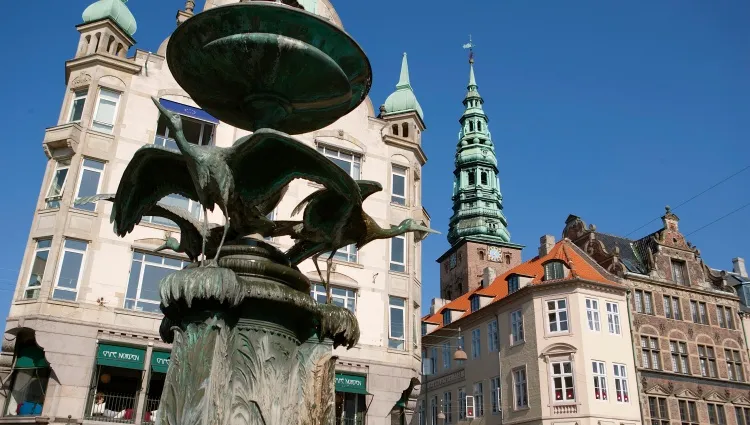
{"left": 52, "top": 239, "right": 88, "bottom": 301}
{"left": 73, "top": 159, "right": 105, "bottom": 211}
{"left": 726, "top": 349, "right": 744, "bottom": 382}
{"left": 634, "top": 289, "right": 654, "bottom": 314}
{"left": 156, "top": 109, "right": 215, "bottom": 148}
{"left": 390, "top": 235, "right": 406, "bottom": 273}
{"left": 91, "top": 88, "right": 121, "bottom": 133}
{"left": 310, "top": 284, "right": 356, "bottom": 312}
{"left": 470, "top": 296, "right": 480, "bottom": 313}
{"left": 418, "top": 400, "right": 425, "bottom": 425}
{"left": 547, "top": 299, "right": 569, "bottom": 333}
{"left": 68, "top": 89, "right": 87, "bottom": 123}
{"left": 613, "top": 363, "right": 629, "bottom": 402}
{"left": 544, "top": 261, "right": 565, "bottom": 280}
{"left": 391, "top": 165, "right": 407, "bottom": 206}
{"left": 606, "top": 301, "right": 621, "bottom": 335}
{"left": 389, "top": 296, "right": 406, "bottom": 350}
{"left": 317, "top": 145, "right": 361, "bottom": 179}
{"left": 458, "top": 387, "right": 466, "bottom": 420}
{"left": 443, "top": 391, "right": 452, "bottom": 424}
{"left": 490, "top": 376, "right": 500, "bottom": 414}
{"left": 680, "top": 400, "right": 699, "bottom": 425}
{"left": 551, "top": 361, "right": 575, "bottom": 402}
{"left": 24, "top": 239, "right": 52, "bottom": 300}
{"left": 511, "top": 309, "right": 524, "bottom": 344}
{"left": 125, "top": 252, "right": 188, "bottom": 313}
{"left": 513, "top": 368, "right": 528, "bottom": 409}
{"left": 332, "top": 244, "right": 358, "bottom": 263}
{"left": 592, "top": 361, "right": 607, "bottom": 401}
{"left": 488, "top": 320, "right": 499, "bottom": 352}
{"left": 473, "top": 382, "right": 484, "bottom": 417}
{"left": 585, "top": 298, "right": 600, "bottom": 331}
{"left": 45, "top": 160, "right": 71, "bottom": 209}
{"left": 442, "top": 342, "right": 450, "bottom": 370}
{"left": 670, "top": 340, "right": 689, "bottom": 374}
{"left": 698, "top": 345, "right": 718, "bottom": 378}
{"left": 143, "top": 193, "right": 202, "bottom": 228}
{"left": 471, "top": 328, "right": 481, "bottom": 359}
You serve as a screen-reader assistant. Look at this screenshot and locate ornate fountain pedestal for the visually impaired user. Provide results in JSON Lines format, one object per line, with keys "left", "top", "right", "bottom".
{"left": 156, "top": 239, "right": 356, "bottom": 425}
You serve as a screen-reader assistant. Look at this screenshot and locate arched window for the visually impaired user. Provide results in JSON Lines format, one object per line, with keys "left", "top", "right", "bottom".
{"left": 81, "top": 35, "right": 91, "bottom": 56}
{"left": 468, "top": 171, "right": 475, "bottom": 186}
{"left": 392, "top": 124, "right": 399, "bottom": 135}
{"left": 479, "top": 251, "right": 485, "bottom": 261}
{"left": 94, "top": 33, "right": 102, "bottom": 52}
{"left": 544, "top": 261, "right": 566, "bottom": 281}
{"left": 469, "top": 121, "right": 475, "bottom": 132}
{"left": 481, "top": 171, "right": 488, "bottom": 185}
{"left": 478, "top": 121, "right": 482, "bottom": 132}
{"left": 106, "top": 35, "right": 115, "bottom": 54}
{"left": 402, "top": 123, "right": 409, "bottom": 138}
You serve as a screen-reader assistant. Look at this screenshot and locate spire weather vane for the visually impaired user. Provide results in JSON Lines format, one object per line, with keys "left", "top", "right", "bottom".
{"left": 462, "top": 35, "right": 476, "bottom": 63}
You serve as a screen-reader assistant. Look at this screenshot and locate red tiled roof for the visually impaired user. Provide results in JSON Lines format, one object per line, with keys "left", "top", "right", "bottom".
{"left": 422, "top": 240, "right": 619, "bottom": 333}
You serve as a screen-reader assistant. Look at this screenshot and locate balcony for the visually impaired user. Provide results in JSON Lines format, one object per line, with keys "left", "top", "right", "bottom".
{"left": 42, "top": 123, "right": 82, "bottom": 159}
{"left": 551, "top": 404, "right": 577, "bottom": 415}
{"left": 86, "top": 393, "right": 138, "bottom": 423}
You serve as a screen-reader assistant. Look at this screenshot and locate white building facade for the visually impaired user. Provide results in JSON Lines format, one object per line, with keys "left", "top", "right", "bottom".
{"left": 0, "top": 1, "right": 429, "bottom": 424}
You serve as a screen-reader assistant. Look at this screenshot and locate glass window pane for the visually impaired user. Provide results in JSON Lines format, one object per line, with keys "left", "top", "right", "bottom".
{"left": 390, "top": 308, "right": 404, "bottom": 337}
{"left": 140, "top": 265, "right": 174, "bottom": 303}
{"left": 182, "top": 118, "right": 203, "bottom": 145}
{"left": 393, "top": 173, "right": 405, "bottom": 196}
{"left": 69, "top": 96, "right": 86, "bottom": 122}
{"left": 83, "top": 159, "right": 105, "bottom": 170}
{"left": 52, "top": 289, "right": 76, "bottom": 301}
{"left": 125, "top": 259, "right": 141, "bottom": 300}
{"left": 64, "top": 240, "right": 87, "bottom": 251}
{"left": 74, "top": 168, "right": 102, "bottom": 211}
{"left": 94, "top": 99, "right": 117, "bottom": 125}
{"left": 390, "top": 297, "right": 405, "bottom": 307}
{"left": 57, "top": 251, "right": 83, "bottom": 289}
{"left": 27, "top": 249, "right": 49, "bottom": 288}
{"left": 391, "top": 237, "right": 405, "bottom": 263}
{"left": 136, "top": 302, "right": 162, "bottom": 314}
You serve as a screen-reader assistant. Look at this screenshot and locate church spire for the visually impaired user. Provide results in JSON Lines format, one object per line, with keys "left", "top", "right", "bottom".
{"left": 447, "top": 44, "right": 511, "bottom": 246}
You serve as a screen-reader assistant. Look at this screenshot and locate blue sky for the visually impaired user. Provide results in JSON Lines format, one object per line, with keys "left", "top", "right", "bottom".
{"left": 0, "top": 1, "right": 748, "bottom": 319}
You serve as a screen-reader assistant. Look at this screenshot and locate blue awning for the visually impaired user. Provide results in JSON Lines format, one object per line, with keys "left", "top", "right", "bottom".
{"left": 159, "top": 99, "right": 219, "bottom": 124}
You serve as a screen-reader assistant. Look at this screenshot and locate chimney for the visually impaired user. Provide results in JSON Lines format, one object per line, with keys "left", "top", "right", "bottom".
{"left": 733, "top": 257, "right": 747, "bottom": 277}
{"left": 430, "top": 298, "right": 447, "bottom": 315}
{"left": 539, "top": 235, "right": 556, "bottom": 257}
{"left": 482, "top": 267, "right": 497, "bottom": 288}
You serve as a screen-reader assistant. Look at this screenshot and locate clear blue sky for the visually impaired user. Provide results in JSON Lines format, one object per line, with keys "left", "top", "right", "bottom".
{"left": 0, "top": 1, "right": 748, "bottom": 319}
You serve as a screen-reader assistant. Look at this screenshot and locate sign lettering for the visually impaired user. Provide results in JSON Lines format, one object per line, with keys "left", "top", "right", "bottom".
{"left": 426, "top": 370, "right": 465, "bottom": 391}
{"left": 102, "top": 350, "right": 141, "bottom": 362}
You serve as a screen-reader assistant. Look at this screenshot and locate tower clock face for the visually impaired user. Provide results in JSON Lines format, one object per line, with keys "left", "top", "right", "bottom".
{"left": 449, "top": 253, "right": 457, "bottom": 269}
{"left": 488, "top": 247, "right": 502, "bottom": 262}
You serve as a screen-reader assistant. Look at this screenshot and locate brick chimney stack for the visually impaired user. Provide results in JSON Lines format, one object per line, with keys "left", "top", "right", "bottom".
{"left": 733, "top": 257, "right": 747, "bottom": 277}
{"left": 539, "top": 235, "right": 556, "bottom": 257}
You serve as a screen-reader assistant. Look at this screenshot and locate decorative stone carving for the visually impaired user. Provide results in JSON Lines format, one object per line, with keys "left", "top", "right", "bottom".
{"left": 687, "top": 328, "right": 694, "bottom": 338}
{"left": 667, "top": 382, "right": 674, "bottom": 394}
{"left": 71, "top": 73, "right": 92, "bottom": 88}
{"left": 632, "top": 319, "right": 641, "bottom": 329}
{"left": 697, "top": 386, "right": 703, "bottom": 397}
{"left": 659, "top": 323, "right": 666, "bottom": 335}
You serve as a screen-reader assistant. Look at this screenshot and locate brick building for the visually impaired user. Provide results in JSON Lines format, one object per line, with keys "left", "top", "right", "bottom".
{"left": 563, "top": 208, "right": 750, "bottom": 425}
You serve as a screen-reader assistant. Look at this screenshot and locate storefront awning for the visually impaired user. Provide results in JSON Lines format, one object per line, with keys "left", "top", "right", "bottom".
{"left": 335, "top": 373, "right": 371, "bottom": 395}
{"left": 96, "top": 344, "right": 145, "bottom": 370}
{"left": 158, "top": 99, "right": 219, "bottom": 124}
{"left": 15, "top": 345, "right": 49, "bottom": 370}
{"left": 151, "top": 351, "right": 171, "bottom": 374}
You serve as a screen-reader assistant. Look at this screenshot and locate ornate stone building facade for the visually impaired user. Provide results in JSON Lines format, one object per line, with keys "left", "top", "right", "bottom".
{"left": 564, "top": 209, "right": 750, "bottom": 425}
{"left": 0, "top": 1, "right": 429, "bottom": 424}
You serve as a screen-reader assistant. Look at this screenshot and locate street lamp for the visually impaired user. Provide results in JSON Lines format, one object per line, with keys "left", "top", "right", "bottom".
{"left": 453, "top": 327, "right": 467, "bottom": 361}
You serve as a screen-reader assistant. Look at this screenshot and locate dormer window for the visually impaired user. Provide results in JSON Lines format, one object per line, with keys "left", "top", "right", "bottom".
{"left": 470, "top": 296, "right": 480, "bottom": 313}
{"left": 442, "top": 310, "right": 451, "bottom": 326}
{"left": 421, "top": 322, "right": 427, "bottom": 336}
{"left": 544, "top": 261, "right": 566, "bottom": 281}
{"left": 508, "top": 275, "right": 520, "bottom": 294}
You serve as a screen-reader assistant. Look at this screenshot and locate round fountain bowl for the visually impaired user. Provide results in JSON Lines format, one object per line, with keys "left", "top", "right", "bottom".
{"left": 167, "top": 2, "right": 373, "bottom": 134}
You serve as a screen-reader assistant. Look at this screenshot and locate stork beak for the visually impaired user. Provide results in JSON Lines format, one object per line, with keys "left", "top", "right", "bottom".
{"left": 412, "top": 225, "right": 440, "bottom": 242}
{"left": 155, "top": 242, "right": 168, "bottom": 253}
{"left": 151, "top": 96, "right": 171, "bottom": 116}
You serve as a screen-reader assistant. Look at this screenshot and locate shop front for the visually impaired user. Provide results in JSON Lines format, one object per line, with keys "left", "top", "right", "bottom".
{"left": 335, "top": 372, "right": 370, "bottom": 425}
{"left": 3, "top": 343, "right": 50, "bottom": 417}
{"left": 86, "top": 343, "right": 146, "bottom": 423}
{"left": 142, "top": 351, "right": 169, "bottom": 423}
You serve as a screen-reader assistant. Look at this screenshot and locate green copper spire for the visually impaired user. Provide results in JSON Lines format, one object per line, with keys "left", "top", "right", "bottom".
{"left": 447, "top": 53, "right": 511, "bottom": 246}
{"left": 83, "top": 0, "right": 137, "bottom": 36}
{"left": 383, "top": 53, "right": 424, "bottom": 119}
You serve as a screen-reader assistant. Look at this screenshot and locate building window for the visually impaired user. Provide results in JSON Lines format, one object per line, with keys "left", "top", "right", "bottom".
{"left": 430, "top": 396, "right": 437, "bottom": 425}
{"left": 717, "top": 305, "right": 734, "bottom": 329}
{"left": 309, "top": 284, "right": 356, "bottom": 312}
{"left": 634, "top": 290, "right": 654, "bottom": 314}
{"left": 511, "top": 309, "right": 524, "bottom": 344}
{"left": 91, "top": 88, "right": 121, "bottom": 133}
{"left": 125, "top": 252, "right": 188, "bottom": 314}
{"left": 467, "top": 171, "right": 475, "bottom": 186}
{"left": 4, "top": 345, "right": 50, "bottom": 417}
{"left": 679, "top": 400, "right": 699, "bottom": 425}
{"left": 458, "top": 388, "right": 466, "bottom": 420}
{"left": 669, "top": 341, "right": 689, "bottom": 374}
{"left": 698, "top": 345, "right": 717, "bottom": 377}
{"left": 68, "top": 89, "right": 87, "bottom": 123}
{"left": 726, "top": 349, "right": 744, "bottom": 382}
{"left": 480, "top": 171, "right": 488, "bottom": 185}
{"left": 470, "top": 296, "right": 480, "bottom": 313}
{"left": 606, "top": 302, "right": 621, "bottom": 335}
{"left": 664, "top": 295, "right": 682, "bottom": 320}
{"left": 442, "top": 342, "right": 450, "bottom": 370}
{"left": 735, "top": 407, "right": 750, "bottom": 425}
{"left": 585, "top": 298, "right": 600, "bottom": 331}
{"left": 421, "top": 323, "right": 427, "bottom": 336}
{"left": 473, "top": 382, "right": 484, "bottom": 417}
{"left": 471, "top": 328, "right": 481, "bottom": 359}
{"left": 508, "top": 275, "right": 519, "bottom": 294}
{"left": 690, "top": 300, "right": 708, "bottom": 324}
{"left": 513, "top": 368, "right": 528, "bottom": 409}
{"left": 143, "top": 193, "right": 202, "bottom": 228}
{"left": 641, "top": 336, "right": 661, "bottom": 370}
{"left": 45, "top": 160, "right": 71, "bottom": 209}
{"left": 443, "top": 391, "right": 452, "bottom": 424}
{"left": 418, "top": 400, "right": 425, "bottom": 425}
{"left": 546, "top": 299, "right": 569, "bottom": 333}
{"left": 390, "top": 235, "right": 406, "bottom": 273}
{"left": 490, "top": 376, "right": 500, "bottom": 414}
{"left": 24, "top": 240, "right": 52, "bottom": 300}
{"left": 388, "top": 297, "right": 406, "bottom": 350}
{"left": 649, "top": 397, "right": 670, "bottom": 425}
{"left": 488, "top": 320, "right": 498, "bottom": 353}
{"left": 544, "top": 261, "right": 565, "bottom": 281}
{"left": 155, "top": 109, "right": 215, "bottom": 149}
{"left": 613, "top": 363, "right": 629, "bottom": 402}
{"left": 317, "top": 145, "right": 361, "bottom": 179}
{"left": 391, "top": 165, "right": 407, "bottom": 206}
{"left": 550, "top": 361, "right": 575, "bottom": 402}
{"left": 402, "top": 123, "right": 409, "bottom": 138}
{"left": 592, "top": 361, "right": 607, "bottom": 401}
{"left": 442, "top": 310, "right": 451, "bottom": 326}
{"left": 332, "top": 244, "right": 358, "bottom": 263}
{"left": 708, "top": 403, "right": 727, "bottom": 425}
{"left": 392, "top": 124, "right": 399, "bottom": 136}
{"left": 427, "top": 348, "right": 437, "bottom": 375}
{"left": 52, "top": 239, "right": 87, "bottom": 301}
{"left": 72, "top": 159, "right": 105, "bottom": 211}
{"left": 671, "top": 259, "right": 688, "bottom": 285}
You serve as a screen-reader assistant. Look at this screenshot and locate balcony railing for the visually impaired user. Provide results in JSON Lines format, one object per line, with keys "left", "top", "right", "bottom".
{"left": 86, "top": 393, "right": 138, "bottom": 423}
{"left": 142, "top": 398, "right": 160, "bottom": 424}
{"left": 552, "top": 403, "right": 577, "bottom": 415}
{"left": 337, "top": 417, "right": 365, "bottom": 425}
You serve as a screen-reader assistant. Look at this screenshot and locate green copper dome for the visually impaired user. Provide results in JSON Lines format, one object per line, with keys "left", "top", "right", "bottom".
{"left": 383, "top": 53, "right": 424, "bottom": 119}
{"left": 83, "top": 0, "right": 137, "bottom": 36}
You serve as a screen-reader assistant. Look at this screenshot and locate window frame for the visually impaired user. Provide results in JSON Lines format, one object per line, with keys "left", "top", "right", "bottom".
{"left": 51, "top": 239, "right": 88, "bottom": 301}
{"left": 664, "top": 295, "right": 682, "bottom": 320}
{"left": 67, "top": 88, "right": 88, "bottom": 123}
{"left": 470, "top": 296, "right": 480, "bottom": 313}
{"left": 641, "top": 336, "right": 661, "bottom": 370}
{"left": 648, "top": 396, "right": 670, "bottom": 425}
{"left": 717, "top": 305, "right": 734, "bottom": 329}
{"left": 544, "top": 261, "right": 565, "bottom": 281}
{"left": 23, "top": 239, "right": 52, "bottom": 300}
{"left": 634, "top": 290, "right": 654, "bottom": 315}
{"left": 72, "top": 158, "right": 106, "bottom": 212}
{"left": 391, "top": 165, "right": 407, "bottom": 206}
{"left": 508, "top": 275, "right": 519, "bottom": 294}
{"left": 735, "top": 406, "right": 750, "bottom": 425}
{"left": 90, "top": 87, "right": 121, "bottom": 134}
{"left": 442, "top": 342, "right": 450, "bottom": 370}
{"left": 613, "top": 363, "right": 629, "bottom": 403}
{"left": 488, "top": 320, "right": 498, "bottom": 353}
{"left": 309, "top": 284, "right": 357, "bottom": 313}
{"left": 606, "top": 301, "right": 621, "bottom": 335}
{"left": 546, "top": 298, "right": 569, "bottom": 334}
{"left": 671, "top": 258, "right": 688, "bottom": 285}
{"left": 44, "top": 160, "right": 71, "bottom": 209}
{"left": 458, "top": 387, "right": 466, "bottom": 420}
{"left": 679, "top": 400, "right": 699, "bottom": 425}
{"left": 389, "top": 235, "right": 406, "bottom": 273}
{"left": 388, "top": 296, "right": 406, "bottom": 350}
{"left": 442, "top": 391, "right": 452, "bottom": 424}
{"left": 510, "top": 309, "right": 524, "bottom": 344}
{"left": 708, "top": 403, "right": 727, "bottom": 425}
{"left": 549, "top": 360, "right": 575, "bottom": 403}
{"left": 592, "top": 361, "right": 608, "bottom": 401}
{"left": 471, "top": 328, "right": 481, "bottom": 359}
{"left": 585, "top": 298, "right": 601, "bottom": 332}
{"left": 513, "top": 367, "right": 528, "bottom": 410}
{"left": 690, "top": 300, "right": 709, "bottom": 324}
{"left": 317, "top": 145, "right": 362, "bottom": 179}
{"left": 726, "top": 349, "right": 744, "bottom": 382}
{"left": 698, "top": 345, "right": 718, "bottom": 378}
{"left": 124, "top": 252, "right": 187, "bottom": 313}
{"left": 472, "top": 381, "right": 484, "bottom": 417}
{"left": 669, "top": 340, "right": 689, "bottom": 374}
{"left": 490, "top": 376, "right": 500, "bottom": 414}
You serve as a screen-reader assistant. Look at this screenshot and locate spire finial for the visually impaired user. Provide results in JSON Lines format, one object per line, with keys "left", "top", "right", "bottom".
{"left": 462, "top": 35, "right": 476, "bottom": 64}
{"left": 396, "top": 52, "right": 411, "bottom": 89}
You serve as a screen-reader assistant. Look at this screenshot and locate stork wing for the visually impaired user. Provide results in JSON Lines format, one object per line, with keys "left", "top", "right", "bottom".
{"left": 286, "top": 240, "right": 328, "bottom": 267}
{"left": 291, "top": 189, "right": 323, "bottom": 217}
{"left": 227, "top": 129, "right": 361, "bottom": 209}
{"left": 112, "top": 145, "right": 200, "bottom": 237}
{"left": 74, "top": 193, "right": 116, "bottom": 206}
{"left": 356, "top": 180, "right": 383, "bottom": 200}
{"left": 258, "top": 183, "right": 288, "bottom": 217}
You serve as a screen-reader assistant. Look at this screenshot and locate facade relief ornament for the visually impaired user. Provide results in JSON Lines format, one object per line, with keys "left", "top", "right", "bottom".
{"left": 726, "top": 389, "right": 732, "bottom": 400}
{"left": 659, "top": 323, "right": 666, "bottom": 335}
{"left": 697, "top": 386, "right": 703, "bottom": 397}
{"left": 738, "top": 336, "right": 744, "bottom": 348}
{"left": 715, "top": 332, "right": 721, "bottom": 343}
{"left": 641, "top": 376, "right": 648, "bottom": 389}
{"left": 667, "top": 382, "right": 674, "bottom": 394}
{"left": 632, "top": 319, "right": 641, "bottom": 329}
{"left": 71, "top": 73, "right": 92, "bottom": 88}
{"left": 687, "top": 328, "right": 694, "bottom": 338}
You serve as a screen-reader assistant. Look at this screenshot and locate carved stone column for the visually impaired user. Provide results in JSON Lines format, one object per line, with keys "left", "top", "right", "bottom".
{"left": 156, "top": 239, "right": 356, "bottom": 425}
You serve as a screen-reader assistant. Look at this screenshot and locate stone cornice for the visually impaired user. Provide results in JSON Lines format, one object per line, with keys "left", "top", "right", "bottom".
{"left": 76, "top": 19, "right": 136, "bottom": 46}
{"left": 65, "top": 53, "right": 142, "bottom": 85}
{"left": 382, "top": 134, "right": 427, "bottom": 165}
{"left": 435, "top": 238, "right": 523, "bottom": 263}
{"left": 623, "top": 272, "right": 739, "bottom": 300}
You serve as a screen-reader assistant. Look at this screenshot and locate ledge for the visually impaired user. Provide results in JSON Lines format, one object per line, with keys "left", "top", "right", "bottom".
{"left": 382, "top": 135, "right": 427, "bottom": 165}
{"left": 65, "top": 53, "right": 141, "bottom": 84}
{"left": 42, "top": 123, "right": 82, "bottom": 159}
{"left": 0, "top": 416, "right": 51, "bottom": 424}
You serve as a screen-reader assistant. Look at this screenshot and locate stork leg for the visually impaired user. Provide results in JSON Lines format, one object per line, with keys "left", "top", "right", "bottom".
{"left": 213, "top": 216, "right": 231, "bottom": 262}
{"left": 324, "top": 250, "right": 336, "bottom": 305}
{"left": 312, "top": 253, "right": 326, "bottom": 293}
{"left": 201, "top": 207, "right": 209, "bottom": 267}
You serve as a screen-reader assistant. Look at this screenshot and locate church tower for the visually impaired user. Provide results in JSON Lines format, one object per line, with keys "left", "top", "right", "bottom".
{"left": 437, "top": 49, "right": 523, "bottom": 300}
